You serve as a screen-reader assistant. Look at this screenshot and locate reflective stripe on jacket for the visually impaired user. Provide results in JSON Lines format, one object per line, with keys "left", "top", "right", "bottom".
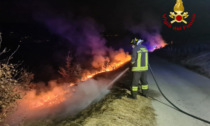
{"left": 131, "top": 44, "right": 148, "bottom": 71}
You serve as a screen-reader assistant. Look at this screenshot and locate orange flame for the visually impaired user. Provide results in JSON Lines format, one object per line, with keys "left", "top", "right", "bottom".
{"left": 19, "top": 50, "right": 131, "bottom": 110}
{"left": 149, "top": 34, "right": 168, "bottom": 52}
{"left": 81, "top": 51, "right": 131, "bottom": 81}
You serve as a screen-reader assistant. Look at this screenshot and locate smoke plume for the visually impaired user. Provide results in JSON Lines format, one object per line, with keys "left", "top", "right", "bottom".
{"left": 128, "top": 12, "right": 167, "bottom": 51}
{"left": 36, "top": 12, "right": 130, "bottom": 70}
{"left": 6, "top": 7, "right": 131, "bottom": 125}
{"left": 7, "top": 79, "right": 110, "bottom": 125}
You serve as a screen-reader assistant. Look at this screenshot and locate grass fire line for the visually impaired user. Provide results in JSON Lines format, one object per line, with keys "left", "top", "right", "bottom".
{"left": 7, "top": 55, "right": 131, "bottom": 125}
{"left": 29, "top": 58, "right": 132, "bottom": 110}
{"left": 7, "top": 37, "right": 167, "bottom": 125}
{"left": 23, "top": 42, "right": 167, "bottom": 111}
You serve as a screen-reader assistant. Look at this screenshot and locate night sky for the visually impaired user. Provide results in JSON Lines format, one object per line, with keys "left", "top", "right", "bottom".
{"left": 0, "top": 0, "right": 209, "bottom": 81}
{"left": 0, "top": 0, "right": 209, "bottom": 38}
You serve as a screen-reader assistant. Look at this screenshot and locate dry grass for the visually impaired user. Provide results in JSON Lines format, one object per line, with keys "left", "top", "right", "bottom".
{"left": 22, "top": 89, "right": 156, "bottom": 126}
{"left": 181, "top": 52, "right": 210, "bottom": 78}
{"left": 67, "top": 70, "right": 157, "bottom": 126}
{"left": 23, "top": 70, "right": 156, "bottom": 126}
{"left": 0, "top": 34, "right": 33, "bottom": 125}
{"left": 55, "top": 87, "right": 156, "bottom": 126}
{"left": 81, "top": 91, "right": 156, "bottom": 126}
{"left": 0, "top": 64, "right": 33, "bottom": 125}
{"left": 158, "top": 42, "right": 210, "bottom": 78}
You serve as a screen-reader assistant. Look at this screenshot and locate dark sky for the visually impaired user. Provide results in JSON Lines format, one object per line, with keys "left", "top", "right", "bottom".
{"left": 0, "top": 0, "right": 210, "bottom": 40}
{"left": 0, "top": 0, "right": 209, "bottom": 81}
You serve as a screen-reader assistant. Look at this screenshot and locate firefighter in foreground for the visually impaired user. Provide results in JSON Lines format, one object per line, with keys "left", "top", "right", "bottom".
{"left": 130, "top": 38, "right": 149, "bottom": 99}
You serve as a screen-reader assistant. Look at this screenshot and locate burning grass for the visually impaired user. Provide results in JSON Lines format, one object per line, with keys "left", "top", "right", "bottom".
{"left": 5, "top": 52, "right": 131, "bottom": 125}
{"left": 23, "top": 71, "right": 156, "bottom": 126}
{"left": 27, "top": 51, "right": 131, "bottom": 111}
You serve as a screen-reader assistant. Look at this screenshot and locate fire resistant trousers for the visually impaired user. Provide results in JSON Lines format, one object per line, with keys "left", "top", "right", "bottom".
{"left": 131, "top": 71, "right": 148, "bottom": 97}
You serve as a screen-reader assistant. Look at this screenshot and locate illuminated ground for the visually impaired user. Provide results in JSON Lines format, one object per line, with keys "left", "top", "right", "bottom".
{"left": 21, "top": 65, "right": 157, "bottom": 126}
{"left": 148, "top": 57, "right": 210, "bottom": 126}
{"left": 9, "top": 56, "right": 210, "bottom": 126}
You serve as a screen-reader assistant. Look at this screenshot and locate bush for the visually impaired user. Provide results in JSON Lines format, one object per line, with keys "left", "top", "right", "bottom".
{"left": 0, "top": 34, "right": 32, "bottom": 124}
{"left": 58, "top": 52, "right": 82, "bottom": 83}
{"left": 0, "top": 64, "right": 31, "bottom": 123}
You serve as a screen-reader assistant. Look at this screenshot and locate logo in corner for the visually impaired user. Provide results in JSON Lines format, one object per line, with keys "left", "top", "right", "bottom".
{"left": 169, "top": 0, "right": 189, "bottom": 24}
{"left": 163, "top": 0, "right": 196, "bottom": 30}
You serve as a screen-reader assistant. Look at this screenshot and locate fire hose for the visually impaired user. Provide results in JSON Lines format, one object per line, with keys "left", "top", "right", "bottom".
{"left": 111, "top": 65, "right": 210, "bottom": 124}
{"left": 148, "top": 64, "right": 210, "bottom": 124}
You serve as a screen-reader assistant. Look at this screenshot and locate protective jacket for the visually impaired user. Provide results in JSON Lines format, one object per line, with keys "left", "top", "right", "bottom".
{"left": 131, "top": 44, "right": 148, "bottom": 71}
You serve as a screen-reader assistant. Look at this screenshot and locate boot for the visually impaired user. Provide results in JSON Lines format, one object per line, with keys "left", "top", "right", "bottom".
{"left": 128, "top": 91, "right": 137, "bottom": 99}
{"left": 141, "top": 84, "right": 149, "bottom": 97}
{"left": 142, "top": 89, "right": 148, "bottom": 97}
{"left": 131, "top": 91, "right": 137, "bottom": 99}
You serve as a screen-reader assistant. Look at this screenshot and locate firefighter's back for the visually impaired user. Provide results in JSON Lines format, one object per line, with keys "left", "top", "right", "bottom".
{"left": 132, "top": 44, "right": 148, "bottom": 72}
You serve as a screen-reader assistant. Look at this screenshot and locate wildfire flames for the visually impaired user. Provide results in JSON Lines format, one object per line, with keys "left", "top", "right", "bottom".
{"left": 18, "top": 51, "right": 131, "bottom": 111}
{"left": 82, "top": 50, "right": 132, "bottom": 80}
{"left": 7, "top": 39, "right": 167, "bottom": 125}
{"left": 17, "top": 42, "right": 166, "bottom": 111}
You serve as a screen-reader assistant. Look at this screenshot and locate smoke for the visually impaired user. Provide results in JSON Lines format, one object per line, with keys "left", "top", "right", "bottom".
{"left": 6, "top": 5, "right": 131, "bottom": 125}
{"left": 127, "top": 11, "right": 167, "bottom": 51}
{"left": 6, "top": 79, "right": 110, "bottom": 125}
{"left": 35, "top": 12, "right": 130, "bottom": 70}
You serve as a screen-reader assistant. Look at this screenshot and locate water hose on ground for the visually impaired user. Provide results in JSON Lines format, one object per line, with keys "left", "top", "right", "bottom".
{"left": 105, "top": 65, "right": 210, "bottom": 124}
{"left": 148, "top": 64, "right": 210, "bottom": 124}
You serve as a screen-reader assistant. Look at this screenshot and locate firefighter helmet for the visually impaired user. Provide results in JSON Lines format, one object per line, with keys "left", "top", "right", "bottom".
{"left": 130, "top": 38, "right": 144, "bottom": 45}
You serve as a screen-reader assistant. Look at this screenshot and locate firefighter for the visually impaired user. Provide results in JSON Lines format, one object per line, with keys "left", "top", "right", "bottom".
{"left": 130, "top": 37, "right": 149, "bottom": 99}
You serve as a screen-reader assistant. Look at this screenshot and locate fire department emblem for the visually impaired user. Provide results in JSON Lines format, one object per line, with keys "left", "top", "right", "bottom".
{"left": 169, "top": 0, "right": 189, "bottom": 24}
